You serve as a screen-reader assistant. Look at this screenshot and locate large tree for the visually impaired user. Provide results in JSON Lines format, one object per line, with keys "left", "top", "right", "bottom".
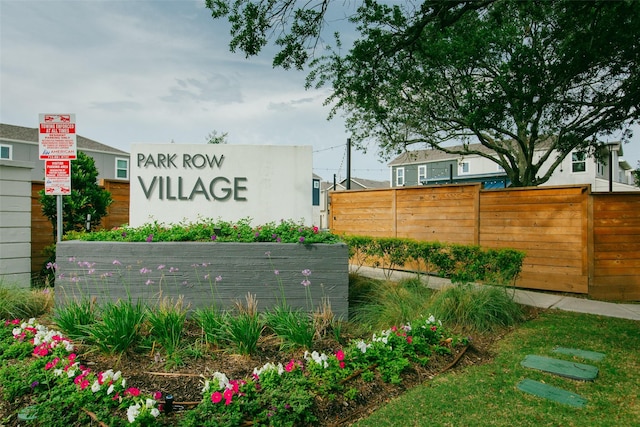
{"left": 207, "top": 0, "right": 640, "bottom": 186}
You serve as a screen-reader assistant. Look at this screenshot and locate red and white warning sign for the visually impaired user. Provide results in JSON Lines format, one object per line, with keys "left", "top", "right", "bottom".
{"left": 39, "top": 113, "right": 77, "bottom": 159}
{"left": 45, "top": 159, "right": 71, "bottom": 195}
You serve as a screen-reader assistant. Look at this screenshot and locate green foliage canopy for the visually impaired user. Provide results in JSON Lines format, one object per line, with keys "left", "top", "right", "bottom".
{"left": 39, "top": 151, "right": 112, "bottom": 237}
{"left": 207, "top": 0, "right": 640, "bottom": 187}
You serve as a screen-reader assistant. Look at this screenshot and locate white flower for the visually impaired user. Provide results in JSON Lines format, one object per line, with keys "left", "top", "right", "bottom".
{"left": 356, "top": 340, "right": 371, "bottom": 354}
{"left": 145, "top": 398, "right": 156, "bottom": 409}
{"left": 53, "top": 369, "right": 63, "bottom": 377}
{"left": 107, "top": 384, "right": 115, "bottom": 395}
{"left": 212, "top": 371, "right": 229, "bottom": 390}
{"left": 202, "top": 380, "right": 211, "bottom": 394}
{"left": 427, "top": 315, "right": 436, "bottom": 324}
{"left": 121, "top": 378, "right": 126, "bottom": 388}
{"left": 91, "top": 380, "right": 101, "bottom": 393}
{"left": 127, "top": 404, "right": 141, "bottom": 423}
{"left": 150, "top": 408, "right": 160, "bottom": 418}
{"left": 113, "top": 371, "right": 122, "bottom": 381}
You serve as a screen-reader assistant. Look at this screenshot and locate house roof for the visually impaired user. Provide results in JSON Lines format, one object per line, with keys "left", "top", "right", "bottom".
{"left": 388, "top": 138, "right": 622, "bottom": 167}
{"left": 388, "top": 143, "right": 497, "bottom": 166}
{"left": 0, "top": 123, "right": 129, "bottom": 155}
{"left": 324, "top": 177, "right": 390, "bottom": 191}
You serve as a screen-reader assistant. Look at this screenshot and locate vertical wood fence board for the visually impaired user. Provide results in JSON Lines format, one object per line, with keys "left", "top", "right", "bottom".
{"left": 591, "top": 193, "right": 640, "bottom": 300}
{"left": 31, "top": 182, "right": 54, "bottom": 273}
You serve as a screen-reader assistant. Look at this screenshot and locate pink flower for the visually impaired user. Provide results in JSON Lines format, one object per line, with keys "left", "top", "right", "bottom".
{"left": 211, "top": 391, "right": 223, "bottom": 404}
{"left": 33, "top": 343, "right": 49, "bottom": 357}
{"left": 45, "top": 357, "right": 60, "bottom": 370}
{"left": 153, "top": 391, "right": 162, "bottom": 400}
{"left": 285, "top": 360, "right": 296, "bottom": 372}
{"left": 125, "top": 387, "right": 141, "bottom": 397}
{"left": 335, "top": 349, "right": 345, "bottom": 361}
{"left": 223, "top": 388, "right": 234, "bottom": 405}
{"left": 80, "top": 379, "right": 89, "bottom": 390}
{"left": 339, "top": 362, "right": 346, "bottom": 369}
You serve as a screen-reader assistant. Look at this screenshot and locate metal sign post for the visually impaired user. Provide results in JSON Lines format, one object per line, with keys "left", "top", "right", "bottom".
{"left": 56, "top": 195, "right": 63, "bottom": 243}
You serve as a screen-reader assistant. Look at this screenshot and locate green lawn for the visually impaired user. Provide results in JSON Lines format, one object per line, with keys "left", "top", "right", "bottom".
{"left": 355, "top": 310, "right": 640, "bottom": 427}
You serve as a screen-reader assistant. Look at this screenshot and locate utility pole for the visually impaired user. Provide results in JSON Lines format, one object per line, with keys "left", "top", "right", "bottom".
{"left": 346, "top": 138, "right": 351, "bottom": 190}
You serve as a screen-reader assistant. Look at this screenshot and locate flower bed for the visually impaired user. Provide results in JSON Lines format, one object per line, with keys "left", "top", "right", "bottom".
{"left": 1, "top": 315, "right": 468, "bottom": 426}
{"left": 54, "top": 241, "right": 349, "bottom": 318}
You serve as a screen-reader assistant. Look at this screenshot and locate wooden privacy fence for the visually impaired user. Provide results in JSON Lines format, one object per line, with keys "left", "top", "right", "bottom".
{"left": 30, "top": 179, "right": 130, "bottom": 273}
{"left": 329, "top": 184, "right": 640, "bottom": 301}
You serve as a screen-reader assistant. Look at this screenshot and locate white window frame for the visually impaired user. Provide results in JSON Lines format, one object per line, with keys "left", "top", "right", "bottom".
{"left": 571, "top": 151, "right": 586, "bottom": 173}
{"left": 115, "top": 157, "right": 129, "bottom": 180}
{"left": 0, "top": 143, "right": 12, "bottom": 160}
{"left": 396, "top": 167, "right": 405, "bottom": 186}
{"left": 418, "top": 165, "right": 427, "bottom": 183}
{"left": 459, "top": 161, "right": 470, "bottom": 175}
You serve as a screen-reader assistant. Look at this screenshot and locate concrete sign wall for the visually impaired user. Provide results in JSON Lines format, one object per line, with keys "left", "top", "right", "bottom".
{"left": 130, "top": 144, "right": 313, "bottom": 227}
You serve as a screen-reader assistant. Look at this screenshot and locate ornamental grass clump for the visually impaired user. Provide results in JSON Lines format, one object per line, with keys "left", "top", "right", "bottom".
{"left": 429, "top": 284, "right": 525, "bottom": 332}
{"left": 146, "top": 296, "right": 189, "bottom": 366}
{"left": 223, "top": 293, "right": 264, "bottom": 355}
{"left": 53, "top": 298, "right": 96, "bottom": 342}
{"left": 84, "top": 298, "right": 146, "bottom": 355}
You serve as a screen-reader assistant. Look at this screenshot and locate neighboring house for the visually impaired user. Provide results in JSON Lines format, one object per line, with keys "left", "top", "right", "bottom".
{"left": 319, "top": 177, "right": 390, "bottom": 228}
{"left": 388, "top": 142, "right": 639, "bottom": 191}
{"left": 0, "top": 123, "right": 130, "bottom": 182}
{"left": 0, "top": 123, "right": 130, "bottom": 288}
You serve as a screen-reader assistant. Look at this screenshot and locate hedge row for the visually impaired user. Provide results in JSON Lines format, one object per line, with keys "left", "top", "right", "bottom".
{"left": 342, "top": 236, "right": 525, "bottom": 286}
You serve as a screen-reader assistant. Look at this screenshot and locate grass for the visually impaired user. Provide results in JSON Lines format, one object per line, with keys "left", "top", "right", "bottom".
{"left": 354, "top": 310, "right": 640, "bottom": 427}
{"left": 0, "top": 282, "right": 53, "bottom": 320}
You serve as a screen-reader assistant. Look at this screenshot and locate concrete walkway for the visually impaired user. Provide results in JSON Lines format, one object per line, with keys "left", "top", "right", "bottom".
{"left": 351, "top": 265, "right": 640, "bottom": 321}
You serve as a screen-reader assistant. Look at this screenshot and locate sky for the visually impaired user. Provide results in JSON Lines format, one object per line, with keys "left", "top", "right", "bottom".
{"left": 1, "top": 0, "right": 639, "bottom": 182}
{"left": 0, "top": 0, "right": 390, "bottom": 182}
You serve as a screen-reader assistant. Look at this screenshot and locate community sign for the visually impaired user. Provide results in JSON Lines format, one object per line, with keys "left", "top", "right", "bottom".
{"left": 130, "top": 144, "right": 313, "bottom": 227}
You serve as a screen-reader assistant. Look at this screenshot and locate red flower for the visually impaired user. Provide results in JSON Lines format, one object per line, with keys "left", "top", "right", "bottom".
{"left": 335, "top": 349, "right": 345, "bottom": 361}
{"left": 407, "top": 336, "right": 413, "bottom": 344}
{"left": 125, "top": 387, "right": 141, "bottom": 397}
{"left": 211, "top": 391, "right": 223, "bottom": 404}
{"left": 223, "top": 388, "right": 234, "bottom": 405}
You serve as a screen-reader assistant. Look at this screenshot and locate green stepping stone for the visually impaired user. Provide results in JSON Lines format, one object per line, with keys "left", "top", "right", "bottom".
{"left": 517, "top": 379, "right": 587, "bottom": 408}
{"left": 553, "top": 347, "right": 605, "bottom": 362}
{"left": 521, "top": 355, "right": 598, "bottom": 381}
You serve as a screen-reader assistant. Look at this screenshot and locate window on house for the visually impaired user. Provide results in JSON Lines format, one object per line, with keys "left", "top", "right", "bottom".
{"left": 396, "top": 167, "right": 405, "bottom": 186}
{"left": 418, "top": 165, "right": 427, "bottom": 183}
{"left": 459, "top": 161, "right": 470, "bottom": 174}
{"left": 115, "top": 157, "right": 129, "bottom": 179}
{"left": 0, "top": 144, "right": 11, "bottom": 160}
{"left": 597, "top": 161, "right": 605, "bottom": 176}
{"left": 572, "top": 152, "right": 586, "bottom": 173}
